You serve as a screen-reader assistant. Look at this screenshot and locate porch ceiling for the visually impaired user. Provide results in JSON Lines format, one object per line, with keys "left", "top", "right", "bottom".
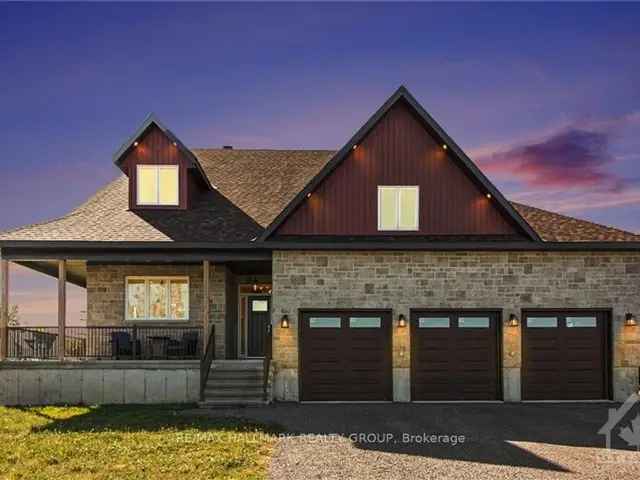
{"left": 15, "top": 260, "right": 87, "bottom": 288}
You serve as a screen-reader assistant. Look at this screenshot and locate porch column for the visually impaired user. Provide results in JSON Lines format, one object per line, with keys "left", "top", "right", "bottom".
{"left": 0, "top": 258, "right": 8, "bottom": 360}
{"left": 57, "top": 260, "right": 66, "bottom": 361}
{"left": 202, "top": 260, "right": 210, "bottom": 354}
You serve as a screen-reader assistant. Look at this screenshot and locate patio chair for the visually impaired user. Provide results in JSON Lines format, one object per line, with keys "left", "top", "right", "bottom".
{"left": 111, "top": 331, "right": 140, "bottom": 359}
{"left": 181, "top": 331, "right": 200, "bottom": 358}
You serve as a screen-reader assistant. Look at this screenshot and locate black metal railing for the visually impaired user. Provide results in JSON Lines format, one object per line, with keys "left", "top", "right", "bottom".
{"left": 7, "top": 326, "right": 202, "bottom": 361}
{"left": 7, "top": 327, "right": 60, "bottom": 360}
{"left": 200, "top": 326, "right": 216, "bottom": 401}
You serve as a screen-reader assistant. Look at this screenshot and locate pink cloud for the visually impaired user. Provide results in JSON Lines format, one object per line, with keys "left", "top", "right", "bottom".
{"left": 477, "top": 128, "right": 625, "bottom": 192}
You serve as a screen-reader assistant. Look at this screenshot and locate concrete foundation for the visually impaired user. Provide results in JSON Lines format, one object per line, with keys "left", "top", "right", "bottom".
{"left": 0, "top": 361, "right": 199, "bottom": 406}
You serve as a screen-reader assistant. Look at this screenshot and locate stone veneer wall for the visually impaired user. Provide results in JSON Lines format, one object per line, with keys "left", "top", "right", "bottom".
{"left": 86, "top": 264, "right": 228, "bottom": 358}
{"left": 271, "top": 250, "right": 640, "bottom": 402}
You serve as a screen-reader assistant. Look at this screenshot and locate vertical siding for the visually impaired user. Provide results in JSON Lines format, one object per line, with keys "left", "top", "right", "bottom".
{"left": 123, "top": 125, "right": 190, "bottom": 210}
{"left": 277, "top": 102, "right": 520, "bottom": 236}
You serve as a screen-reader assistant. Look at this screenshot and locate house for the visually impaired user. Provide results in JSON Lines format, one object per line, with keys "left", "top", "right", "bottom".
{"left": 0, "top": 86, "right": 639, "bottom": 405}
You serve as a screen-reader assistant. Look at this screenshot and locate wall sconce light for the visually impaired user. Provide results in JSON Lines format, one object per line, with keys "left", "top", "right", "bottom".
{"left": 397, "top": 314, "right": 407, "bottom": 328}
{"left": 280, "top": 315, "right": 290, "bottom": 329}
{"left": 625, "top": 313, "right": 637, "bottom": 326}
{"left": 508, "top": 314, "right": 519, "bottom": 327}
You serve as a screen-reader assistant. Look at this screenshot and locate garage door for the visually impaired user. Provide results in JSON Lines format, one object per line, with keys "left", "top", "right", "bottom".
{"left": 522, "top": 310, "right": 608, "bottom": 400}
{"left": 411, "top": 310, "right": 501, "bottom": 401}
{"left": 300, "top": 310, "right": 392, "bottom": 401}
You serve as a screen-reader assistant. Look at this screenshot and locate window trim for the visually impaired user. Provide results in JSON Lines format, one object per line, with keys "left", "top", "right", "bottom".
{"left": 136, "top": 164, "right": 179, "bottom": 207}
{"left": 377, "top": 186, "right": 419, "bottom": 231}
{"left": 125, "top": 276, "right": 189, "bottom": 322}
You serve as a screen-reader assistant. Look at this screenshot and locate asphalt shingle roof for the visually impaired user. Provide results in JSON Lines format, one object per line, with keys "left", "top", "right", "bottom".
{"left": 0, "top": 149, "right": 637, "bottom": 243}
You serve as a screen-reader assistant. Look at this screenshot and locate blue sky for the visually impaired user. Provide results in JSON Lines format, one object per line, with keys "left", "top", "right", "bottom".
{"left": 1, "top": 3, "right": 639, "bottom": 323}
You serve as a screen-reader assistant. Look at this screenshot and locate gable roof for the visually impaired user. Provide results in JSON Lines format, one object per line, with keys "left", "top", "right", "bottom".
{"left": 259, "top": 86, "right": 541, "bottom": 241}
{"left": 1, "top": 147, "right": 638, "bottom": 244}
{"left": 1, "top": 88, "right": 639, "bottom": 245}
{"left": 113, "top": 114, "right": 214, "bottom": 191}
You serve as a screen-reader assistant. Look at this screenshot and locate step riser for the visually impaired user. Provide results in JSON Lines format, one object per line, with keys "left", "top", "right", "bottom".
{"left": 205, "top": 389, "right": 263, "bottom": 396}
{"left": 201, "top": 361, "right": 267, "bottom": 406}
{"left": 206, "top": 382, "right": 263, "bottom": 391}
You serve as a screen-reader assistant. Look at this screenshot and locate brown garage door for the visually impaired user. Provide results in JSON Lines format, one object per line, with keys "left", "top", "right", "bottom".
{"left": 411, "top": 310, "right": 501, "bottom": 401}
{"left": 300, "top": 310, "right": 392, "bottom": 401}
{"left": 522, "top": 310, "right": 609, "bottom": 400}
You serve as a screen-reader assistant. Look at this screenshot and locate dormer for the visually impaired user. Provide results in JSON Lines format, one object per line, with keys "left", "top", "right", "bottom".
{"left": 113, "top": 115, "right": 212, "bottom": 211}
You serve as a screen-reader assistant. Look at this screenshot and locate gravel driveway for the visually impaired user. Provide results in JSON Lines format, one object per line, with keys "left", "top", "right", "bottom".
{"left": 201, "top": 403, "right": 640, "bottom": 479}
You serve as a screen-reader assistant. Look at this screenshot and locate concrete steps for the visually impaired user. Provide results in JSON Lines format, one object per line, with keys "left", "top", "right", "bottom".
{"left": 199, "top": 360, "right": 267, "bottom": 407}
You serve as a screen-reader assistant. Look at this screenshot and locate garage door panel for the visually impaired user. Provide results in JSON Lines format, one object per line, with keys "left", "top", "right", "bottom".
{"left": 522, "top": 310, "right": 608, "bottom": 400}
{"left": 300, "top": 310, "right": 392, "bottom": 401}
{"left": 411, "top": 310, "right": 500, "bottom": 401}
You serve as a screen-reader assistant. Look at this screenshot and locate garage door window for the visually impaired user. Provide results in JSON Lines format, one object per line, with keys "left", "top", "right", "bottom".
{"left": 418, "top": 317, "right": 450, "bottom": 328}
{"left": 566, "top": 316, "right": 597, "bottom": 328}
{"left": 459, "top": 317, "right": 490, "bottom": 328}
{"left": 309, "top": 317, "right": 341, "bottom": 328}
{"left": 349, "top": 317, "right": 382, "bottom": 328}
{"left": 527, "top": 317, "right": 558, "bottom": 328}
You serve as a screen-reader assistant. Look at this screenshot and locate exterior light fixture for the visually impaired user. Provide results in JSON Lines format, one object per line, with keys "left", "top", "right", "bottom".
{"left": 486, "top": 193, "right": 492, "bottom": 199}
{"left": 397, "top": 314, "right": 407, "bottom": 328}
{"left": 352, "top": 144, "right": 358, "bottom": 150}
{"left": 442, "top": 144, "right": 447, "bottom": 150}
{"left": 133, "top": 141, "right": 139, "bottom": 147}
{"left": 307, "top": 192, "right": 311, "bottom": 198}
{"left": 508, "top": 314, "right": 519, "bottom": 327}
{"left": 172, "top": 141, "right": 177, "bottom": 146}
{"left": 625, "top": 313, "right": 637, "bottom": 326}
{"left": 280, "top": 315, "right": 290, "bottom": 329}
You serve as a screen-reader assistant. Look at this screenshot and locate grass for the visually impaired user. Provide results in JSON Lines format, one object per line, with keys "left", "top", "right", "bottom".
{"left": 0, "top": 404, "right": 280, "bottom": 480}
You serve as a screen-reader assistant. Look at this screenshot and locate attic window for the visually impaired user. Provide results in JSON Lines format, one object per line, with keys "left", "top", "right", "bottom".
{"left": 137, "top": 165, "right": 179, "bottom": 206}
{"left": 378, "top": 186, "right": 419, "bottom": 231}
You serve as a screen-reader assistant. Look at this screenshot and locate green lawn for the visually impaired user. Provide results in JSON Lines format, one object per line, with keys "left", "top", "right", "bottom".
{"left": 0, "top": 405, "right": 279, "bottom": 480}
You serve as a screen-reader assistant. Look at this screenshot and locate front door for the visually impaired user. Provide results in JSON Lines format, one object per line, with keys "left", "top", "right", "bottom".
{"left": 247, "top": 296, "right": 270, "bottom": 357}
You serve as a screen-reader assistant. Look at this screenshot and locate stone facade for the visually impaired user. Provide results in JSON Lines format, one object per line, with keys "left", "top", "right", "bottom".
{"left": 86, "top": 263, "right": 228, "bottom": 358}
{"left": 271, "top": 250, "right": 640, "bottom": 402}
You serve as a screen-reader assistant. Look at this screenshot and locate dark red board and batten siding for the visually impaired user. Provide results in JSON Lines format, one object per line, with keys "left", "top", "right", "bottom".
{"left": 121, "top": 125, "right": 191, "bottom": 210}
{"left": 276, "top": 102, "right": 521, "bottom": 237}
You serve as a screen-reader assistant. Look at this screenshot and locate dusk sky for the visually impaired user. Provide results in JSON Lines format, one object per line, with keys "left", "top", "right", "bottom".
{"left": 1, "top": 2, "right": 639, "bottom": 324}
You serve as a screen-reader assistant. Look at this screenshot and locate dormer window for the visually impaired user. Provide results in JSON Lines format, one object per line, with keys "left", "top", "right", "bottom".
{"left": 378, "top": 186, "right": 419, "bottom": 231}
{"left": 137, "top": 165, "right": 179, "bottom": 206}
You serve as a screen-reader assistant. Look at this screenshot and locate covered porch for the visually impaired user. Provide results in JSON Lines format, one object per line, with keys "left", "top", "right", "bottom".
{"left": 0, "top": 244, "right": 274, "bottom": 404}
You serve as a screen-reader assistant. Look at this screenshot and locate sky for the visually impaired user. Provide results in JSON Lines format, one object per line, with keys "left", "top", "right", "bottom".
{"left": 1, "top": 3, "right": 639, "bottom": 325}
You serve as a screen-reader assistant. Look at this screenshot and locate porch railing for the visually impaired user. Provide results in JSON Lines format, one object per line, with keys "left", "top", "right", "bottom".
{"left": 200, "top": 326, "right": 216, "bottom": 401}
{"left": 7, "top": 326, "right": 202, "bottom": 361}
